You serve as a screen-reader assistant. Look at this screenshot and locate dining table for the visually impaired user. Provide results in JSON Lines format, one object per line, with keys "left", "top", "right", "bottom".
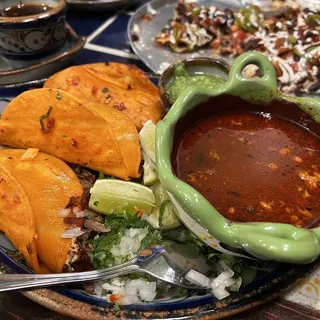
{"left": 0, "top": 0, "right": 320, "bottom": 319}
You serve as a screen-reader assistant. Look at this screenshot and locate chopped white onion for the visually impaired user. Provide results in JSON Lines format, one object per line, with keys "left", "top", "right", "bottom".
{"left": 72, "top": 207, "right": 81, "bottom": 214}
{"left": 21, "top": 148, "right": 39, "bottom": 161}
{"left": 125, "top": 280, "right": 157, "bottom": 302}
{"left": 229, "top": 277, "right": 242, "bottom": 292}
{"left": 57, "top": 208, "right": 71, "bottom": 218}
{"left": 185, "top": 269, "right": 210, "bottom": 287}
{"left": 61, "top": 227, "right": 84, "bottom": 238}
{"left": 74, "top": 210, "right": 87, "bottom": 218}
{"left": 213, "top": 269, "right": 235, "bottom": 286}
{"left": 111, "top": 278, "right": 125, "bottom": 287}
{"left": 218, "top": 259, "right": 229, "bottom": 271}
{"left": 94, "top": 282, "right": 103, "bottom": 296}
{"left": 211, "top": 284, "right": 230, "bottom": 300}
{"left": 210, "top": 269, "right": 238, "bottom": 300}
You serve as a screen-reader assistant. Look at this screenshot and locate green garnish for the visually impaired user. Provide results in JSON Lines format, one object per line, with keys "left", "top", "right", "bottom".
{"left": 102, "top": 87, "right": 110, "bottom": 93}
{"left": 74, "top": 167, "right": 81, "bottom": 174}
{"left": 113, "top": 303, "right": 121, "bottom": 312}
{"left": 39, "top": 106, "right": 53, "bottom": 133}
{"left": 56, "top": 92, "right": 62, "bottom": 100}
{"left": 98, "top": 172, "right": 105, "bottom": 179}
{"left": 91, "top": 212, "right": 161, "bottom": 269}
{"left": 159, "top": 200, "right": 170, "bottom": 227}
{"left": 287, "top": 35, "right": 297, "bottom": 45}
{"left": 235, "top": 5, "right": 264, "bottom": 33}
{"left": 93, "top": 201, "right": 99, "bottom": 206}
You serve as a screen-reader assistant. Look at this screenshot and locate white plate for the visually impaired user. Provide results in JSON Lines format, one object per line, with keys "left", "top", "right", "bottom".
{"left": 128, "top": 0, "right": 243, "bottom": 74}
{"left": 67, "top": 0, "right": 134, "bottom": 10}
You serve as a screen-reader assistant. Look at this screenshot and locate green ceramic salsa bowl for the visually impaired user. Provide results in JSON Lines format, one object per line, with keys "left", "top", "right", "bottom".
{"left": 156, "top": 52, "right": 320, "bottom": 264}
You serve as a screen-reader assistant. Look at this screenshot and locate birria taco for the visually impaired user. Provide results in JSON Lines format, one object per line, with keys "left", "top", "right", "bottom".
{"left": 44, "top": 62, "right": 164, "bottom": 130}
{"left": 0, "top": 149, "right": 92, "bottom": 273}
{"left": 0, "top": 88, "right": 141, "bottom": 180}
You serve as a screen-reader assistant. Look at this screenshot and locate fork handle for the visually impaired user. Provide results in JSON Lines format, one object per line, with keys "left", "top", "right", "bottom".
{"left": 0, "top": 265, "right": 140, "bottom": 292}
{"left": 0, "top": 246, "right": 165, "bottom": 292}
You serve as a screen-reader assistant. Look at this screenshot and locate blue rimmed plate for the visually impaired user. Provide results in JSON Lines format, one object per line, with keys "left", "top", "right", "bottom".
{"left": 0, "top": 80, "right": 319, "bottom": 319}
{"left": 0, "top": 238, "right": 319, "bottom": 319}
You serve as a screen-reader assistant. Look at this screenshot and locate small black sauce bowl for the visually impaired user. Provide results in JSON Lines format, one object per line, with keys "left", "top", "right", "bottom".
{"left": 0, "top": 0, "right": 68, "bottom": 58}
{"left": 158, "top": 57, "right": 230, "bottom": 110}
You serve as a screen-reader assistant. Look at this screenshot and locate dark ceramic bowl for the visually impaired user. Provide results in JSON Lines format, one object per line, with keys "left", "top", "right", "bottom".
{"left": 0, "top": 0, "right": 68, "bottom": 57}
{"left": 158, "top": 57, "right": 230, "bottom": 110}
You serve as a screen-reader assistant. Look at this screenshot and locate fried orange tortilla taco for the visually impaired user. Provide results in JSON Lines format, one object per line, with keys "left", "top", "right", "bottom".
{"left": 0, "top": 149, "right": 91, "bottom": 273}
{"left": 0, "top": 88, "right": 141, "bottom": 180}
{"left": 0, "top": 162, "right": 40, "bottom": 273}
{"left": 44, "top": 62, "right": 164, "bottom": 130}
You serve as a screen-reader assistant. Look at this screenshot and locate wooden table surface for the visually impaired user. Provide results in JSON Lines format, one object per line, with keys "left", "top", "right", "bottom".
{"left": 0, "top": 291, "right": 319, "bottom": 320}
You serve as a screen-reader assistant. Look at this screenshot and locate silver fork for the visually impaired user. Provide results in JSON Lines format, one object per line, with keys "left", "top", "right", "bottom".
{"left": 0, "top": 243, "right": 210, "bottom": 292}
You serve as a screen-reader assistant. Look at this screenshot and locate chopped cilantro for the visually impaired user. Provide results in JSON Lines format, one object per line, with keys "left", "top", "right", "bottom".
{"left": 113, "top": 304, "right": 121, "bottom": 312}
{"left": 102, "top": 87, "right": 110, "bottom": 93}
{"left": 98, "top": 172, "right": 105, "bottom": 179}
{"left": 39, "top": 106, "right": 53, "bottom": 133}
{"left": 104, "top": 212, "right": 148, "bottom": 231}
{"left": 91, "top": 212, "right": 161, "bottom": 269}
{"left": 140, "top": 229, "right": 161, "bottom": 249}
{"left": 159, "top": 200, "right": 170, "bottom": 227}
{"left": 56, "top": 92, "right": 62, "bottom": 100}
{"left": 74, "top": 167, "right": 81, "bottom": 174}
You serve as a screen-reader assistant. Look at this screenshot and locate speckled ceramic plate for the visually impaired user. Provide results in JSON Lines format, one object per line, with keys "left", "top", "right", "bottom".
{"left": 128, "top": 0, "right": 243, "bottom": 74}
{"left": 0, "top": 87, "right": 319, "bottom": 319}
{"left": 0, "top": 246, "right": 319, "bottom": 320}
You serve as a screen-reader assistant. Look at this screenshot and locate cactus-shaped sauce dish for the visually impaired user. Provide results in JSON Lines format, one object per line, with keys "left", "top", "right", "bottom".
{"left": 156, "top": 52, "right": 320, "bottom": 264}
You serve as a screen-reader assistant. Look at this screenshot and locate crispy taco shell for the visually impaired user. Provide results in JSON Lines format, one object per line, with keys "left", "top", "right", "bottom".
{"left": 0, "top": 149, "right": 84, "bottom": 273}
{"left": 44, "top": 62, "right": 164, "bottom": 130}
{"left": 0, "top": 88, "right": 141, "bottom": 180}
{"left": 0, "top": 162, "right": 40, "bottom": 273}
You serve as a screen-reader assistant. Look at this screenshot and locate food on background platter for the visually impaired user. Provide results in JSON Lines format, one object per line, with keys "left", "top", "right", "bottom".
{"left": 0, "top": 149, "right": 91, "bottom": 273}
{"left": 0, "top": 88, "right": 141, "bottom": 180}
{"left": 44, "top": 62, "right": 164, "bottom": 130}
{"left": 156, "top": 1, "right": 320, "bottom": 95}
{"left": 172, "top": 96, "right": 320, "bottom": 228}
{"left": 167, "top": 62, "right": 226, "bottom": 101}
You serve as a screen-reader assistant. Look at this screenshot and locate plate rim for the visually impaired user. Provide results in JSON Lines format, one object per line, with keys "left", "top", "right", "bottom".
{"left": 127, "top": 0, "right": 165, "bottom": 75}
{"left": 66, "top": 0, "right": 134, "bottom": 6}
{"left": 18, "top": 258, "right": 320, "bottom": 320}
{"left": 1, "top": 244, "right": 320, "bottom": 319}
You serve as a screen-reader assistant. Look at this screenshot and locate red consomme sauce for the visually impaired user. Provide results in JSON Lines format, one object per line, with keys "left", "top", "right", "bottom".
{"left": 172, "top": 95, "right": 320, "bottom": 228}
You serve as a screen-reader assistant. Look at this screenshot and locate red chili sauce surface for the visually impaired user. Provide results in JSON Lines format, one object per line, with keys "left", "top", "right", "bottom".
{"left": 173, "top": 112, "right": 320, "bottom": 228}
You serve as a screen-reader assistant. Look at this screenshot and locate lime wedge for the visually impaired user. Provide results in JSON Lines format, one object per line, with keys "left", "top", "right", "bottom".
{"left": 139, "top": 120, "right": 156, "bottom": 163}
{"left": 89, "top": 179, "right": 155, "bottom": 215}
{"left": 139, "top": 120, "right": 158, "bottom": 185}
{"left": 143, "top": 182, "right": 181, "bottom": 230}
{"left": 142, "top": 155, "right": 159, "bottom": 186}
